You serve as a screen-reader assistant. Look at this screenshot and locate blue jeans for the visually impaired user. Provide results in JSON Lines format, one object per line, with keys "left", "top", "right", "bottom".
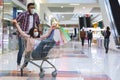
{"left": 81, "top": 37, "right": 85, "bottom": 46}
{"left": 32, "top": 39, "right": 55, "bottom": 59}
{"left": 88, "top": 38, "right": 92, "bottom": 47}
{"left": 104, "top": 38, "right": 110, "bottom": 52}
{"left": 17, "top": 36, "right": 25, "bottom": 65}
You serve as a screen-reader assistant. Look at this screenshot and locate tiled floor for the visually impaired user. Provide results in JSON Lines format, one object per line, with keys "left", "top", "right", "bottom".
{"left": 0, "top": 41, "right": 120, "bottom": 80}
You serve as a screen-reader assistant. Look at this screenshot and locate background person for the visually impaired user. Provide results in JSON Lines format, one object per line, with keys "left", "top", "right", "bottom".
{"left": 80, "top": 29, "right": 86, "bottom": 46}
{"left": 103, "top": 26, "right": 111, "bottom": 53}
{"left": 87, "top": 30, "right": 93, "bottom": 47}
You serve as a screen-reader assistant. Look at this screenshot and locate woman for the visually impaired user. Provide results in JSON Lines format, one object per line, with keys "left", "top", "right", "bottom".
{"left": 12, "top": 20, "right": 56, "bottom": 59}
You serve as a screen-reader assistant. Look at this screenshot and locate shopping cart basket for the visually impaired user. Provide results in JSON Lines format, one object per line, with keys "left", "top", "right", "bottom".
{"left": 20, "top": 39, "right": 57, "bottom": 78}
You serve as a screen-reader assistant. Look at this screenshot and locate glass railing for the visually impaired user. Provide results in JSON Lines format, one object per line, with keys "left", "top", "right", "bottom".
{"left": 104, "top": 0, "right": 120, "bottom": 48}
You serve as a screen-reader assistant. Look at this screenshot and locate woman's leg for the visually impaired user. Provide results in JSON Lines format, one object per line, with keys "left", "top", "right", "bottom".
{"left": 32, "top": 39, "right": 55, "bottom": 59}
{"left": 32, "top": 40, "right": 45, "bottom": 59}
{"left": 42, "top": 40, "right": 55, "bottom": 58}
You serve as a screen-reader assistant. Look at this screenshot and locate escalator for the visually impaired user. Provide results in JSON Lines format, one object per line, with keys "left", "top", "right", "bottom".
{"left": 104, "top": 0, "right": 120, "bottom": 48}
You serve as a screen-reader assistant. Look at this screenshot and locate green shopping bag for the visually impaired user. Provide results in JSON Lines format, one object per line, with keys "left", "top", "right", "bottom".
{"left": 60, "top": 26, "right": 71, "bottom": 41}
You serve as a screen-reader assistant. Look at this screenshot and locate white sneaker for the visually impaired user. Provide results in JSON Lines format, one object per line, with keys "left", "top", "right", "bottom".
{"left": 17, "top": 65, "right": 21, "bottom": 71}
{"left": 23, "top": 67, "right": 29, "bottom": 71}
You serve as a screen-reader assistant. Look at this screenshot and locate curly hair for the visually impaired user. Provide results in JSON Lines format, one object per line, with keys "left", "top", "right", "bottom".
{"left": 28, "top": 27, "right": 40, "bottom": 38}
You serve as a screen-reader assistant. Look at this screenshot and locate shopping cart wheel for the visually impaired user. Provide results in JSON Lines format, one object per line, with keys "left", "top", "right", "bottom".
{"left": 40, "top": 68, "right": 45, "bottom": 72}
{"left": 39, "top": 72, "right": 45, "bottom": 78}
{"left": 52, "top": 71, "right": 57, "bottom": 77}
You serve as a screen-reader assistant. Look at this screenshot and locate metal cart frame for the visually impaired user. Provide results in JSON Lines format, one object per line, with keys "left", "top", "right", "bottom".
{"left": 20, "top": 39, "right": 57, "bottom": 78}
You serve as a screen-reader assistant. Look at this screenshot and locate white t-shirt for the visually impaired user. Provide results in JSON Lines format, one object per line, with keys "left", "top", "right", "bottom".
{"left": 34, "top": 39, "right": 41, "bottom": 50}
{"left": 27, "top": 15, "right": 33, "bottom": 33}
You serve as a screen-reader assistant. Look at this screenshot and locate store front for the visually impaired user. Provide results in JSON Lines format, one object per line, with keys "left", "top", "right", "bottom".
{"left": 0, "top": 0, "right": 3, "bottom": 54}
{"left": 2, "top": 0, "right": 26, "bottom": 54}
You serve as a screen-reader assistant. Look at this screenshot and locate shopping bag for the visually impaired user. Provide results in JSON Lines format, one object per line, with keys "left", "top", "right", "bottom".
{"left": 59, "top": 26, "right": 71, "bottom": 44}
{"left": 60, "top": 27, "right": 71, "bottom": 41}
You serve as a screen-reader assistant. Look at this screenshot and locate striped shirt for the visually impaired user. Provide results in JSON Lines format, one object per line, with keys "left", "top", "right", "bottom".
{"left": 16, "top": 11, "right": 40, "bottom": 32}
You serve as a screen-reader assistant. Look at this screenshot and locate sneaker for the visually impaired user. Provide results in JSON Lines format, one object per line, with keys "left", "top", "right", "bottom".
{"left": 23, "top": 67, "right": 29, "bottom": 71}
{"left": 106, "top": 50, "right": 108, "bottom": 54}
{"left": 17, "top": 65, "right": 21, "bottom": 71}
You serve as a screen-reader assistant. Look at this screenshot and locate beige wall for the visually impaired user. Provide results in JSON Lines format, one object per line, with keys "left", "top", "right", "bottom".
{"left": 40, "top": 4, "right": 52, "bottom": 25}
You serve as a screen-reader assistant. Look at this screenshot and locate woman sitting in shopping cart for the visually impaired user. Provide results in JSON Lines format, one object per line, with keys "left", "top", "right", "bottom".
{"left": 12, "top": 20, "right": 62, "bottom": 59}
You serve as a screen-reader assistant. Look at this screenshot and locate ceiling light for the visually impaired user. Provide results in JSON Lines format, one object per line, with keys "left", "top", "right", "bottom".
{"left": 118, "top": 0, "right": 120, "bottom": 5}
{"left": 69, "top": 4, "right": 80, "bottom": 6}
{"left": 61, "top": 6, "right": 64, "bottom": 8}
{"left": 3, "top": 3, "right": 11, "bottom": 4}
{"left": 62, "top": 16, "right": 64, "bottom": 18}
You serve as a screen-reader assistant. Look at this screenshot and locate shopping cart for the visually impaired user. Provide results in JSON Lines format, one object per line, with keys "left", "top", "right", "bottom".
{"left": 20, "top": 39, "right": 57, "bottom": 78}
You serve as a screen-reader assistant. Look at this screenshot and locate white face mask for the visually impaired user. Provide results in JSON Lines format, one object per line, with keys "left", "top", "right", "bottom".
{"left": 30, "top": 9, "right": 35, "bottom": 14}
{"left": 34, "top": 32, "right": 39, "bottom": 37}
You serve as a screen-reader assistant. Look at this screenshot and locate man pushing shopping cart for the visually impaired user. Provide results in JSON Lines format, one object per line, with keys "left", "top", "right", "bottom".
{"left": 12, "top": 20, "right": 71, "bottom": 78}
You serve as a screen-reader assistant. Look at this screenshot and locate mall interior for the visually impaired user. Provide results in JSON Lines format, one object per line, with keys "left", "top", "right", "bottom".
{"left": 0, "top": 0, "right": 120, "bottom": 80}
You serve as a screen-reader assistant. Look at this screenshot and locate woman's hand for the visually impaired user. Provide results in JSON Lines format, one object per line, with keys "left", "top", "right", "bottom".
{"left": 50, "top": 25, "right": 56, "bottom": 30}
{"left": 51, "top": 25, "right": 56, "bottom": 29}
{"left": 11, "top": 19, "right": 17, "bottom": 25}
{"left": 51, "top": 22, "right": 57, "bottom": 29}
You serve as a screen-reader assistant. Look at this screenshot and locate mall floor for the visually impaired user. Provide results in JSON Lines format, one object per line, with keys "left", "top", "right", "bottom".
{"left": 0, "top": 41, "right": 120, "bottom": 80}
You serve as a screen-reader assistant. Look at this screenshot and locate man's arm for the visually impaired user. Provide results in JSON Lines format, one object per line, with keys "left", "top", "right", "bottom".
{"left": 16, "top": 12, "right": 24, "bottom": 23}
{"left": 35, "top": 13, "right": 41, "bottom": 27}
{"left": 12, "top": 20, "right": 30, "bottom": 38}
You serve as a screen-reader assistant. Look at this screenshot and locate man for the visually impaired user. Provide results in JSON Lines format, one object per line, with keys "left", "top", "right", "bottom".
{"left": 15, "top": 3, "right": 40, "bottom": 69}
{"left": 87, "top": 30, "right": 93, "bottom": 47}
{"left": 80, "top": 29, "right": 86, "bottom": 46}
{"left": 103, "top": 26, "right": 111, "bottom": 53}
